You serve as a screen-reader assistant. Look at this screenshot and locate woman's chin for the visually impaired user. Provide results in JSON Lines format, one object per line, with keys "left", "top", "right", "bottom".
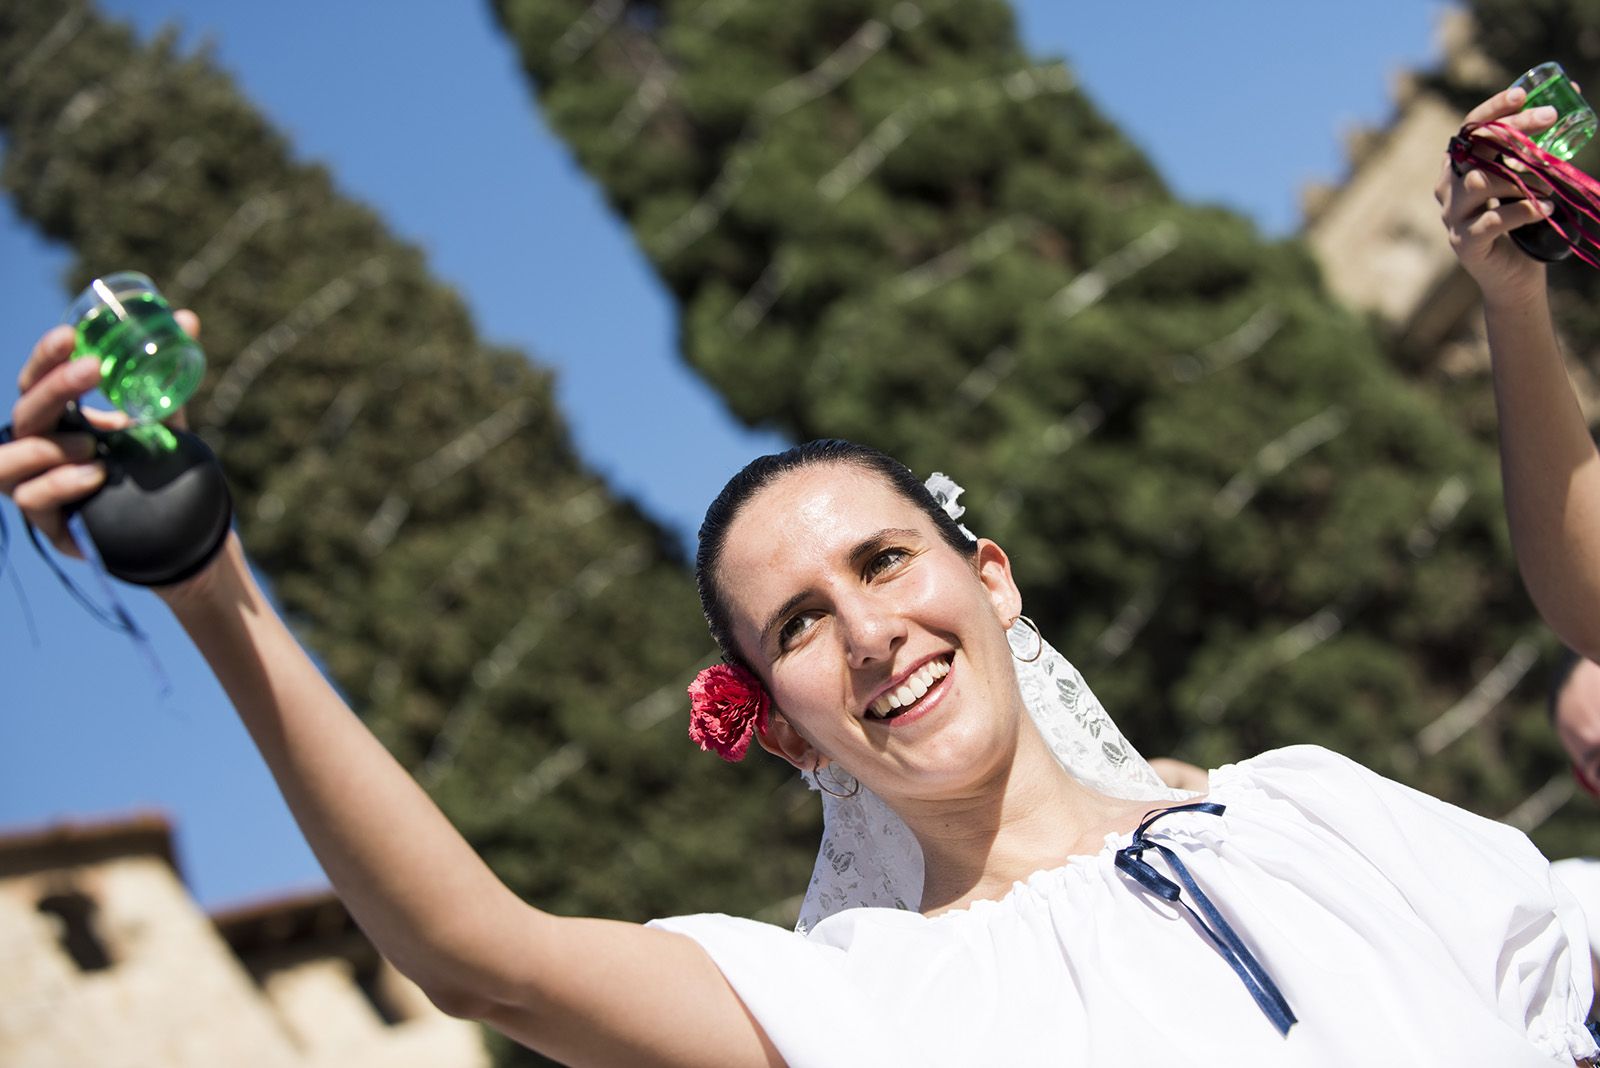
{"left": 880, "top": 720, "right": 1016, "bottom": 793}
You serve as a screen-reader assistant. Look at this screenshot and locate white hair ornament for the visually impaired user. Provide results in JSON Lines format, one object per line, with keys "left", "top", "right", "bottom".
{"left": 923, "top": 471, "right": 977, "bottom": 542}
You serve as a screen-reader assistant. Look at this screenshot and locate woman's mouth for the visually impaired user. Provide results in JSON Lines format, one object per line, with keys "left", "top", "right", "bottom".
{"left": 866, "top": 655, "right": 953, "bottom": 723}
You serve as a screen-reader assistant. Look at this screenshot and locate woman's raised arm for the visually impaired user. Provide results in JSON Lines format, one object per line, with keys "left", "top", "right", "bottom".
{"left": 2, "top": 322, "right": 781, "bottom": 1068}
{"left": 1438, "top": 86, "right": 1600, "bottom": 660}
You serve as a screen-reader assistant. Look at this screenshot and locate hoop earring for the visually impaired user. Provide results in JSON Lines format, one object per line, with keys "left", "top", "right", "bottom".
{"left": 1009, "top": 614, "right": 1043, "bottom": 663}
{"left": 815, "top": 760, "right": 861, "bottom": 799}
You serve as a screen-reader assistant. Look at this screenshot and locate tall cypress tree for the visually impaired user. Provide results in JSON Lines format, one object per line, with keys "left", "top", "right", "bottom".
{"left": 0, "top": 0, "right": 819, "bottom": 974}
{"left": 493, "top": 0, "right": 1587, "bottom": 855}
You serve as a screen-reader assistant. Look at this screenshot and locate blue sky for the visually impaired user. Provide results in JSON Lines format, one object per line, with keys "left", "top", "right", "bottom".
{"left": 0, "top": 0, "right": 1449, "bottom": 908}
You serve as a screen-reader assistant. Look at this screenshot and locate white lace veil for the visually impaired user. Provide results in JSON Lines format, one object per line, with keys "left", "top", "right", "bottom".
{"left": 793, "top": 474, "right": 1185, "bottom": 934}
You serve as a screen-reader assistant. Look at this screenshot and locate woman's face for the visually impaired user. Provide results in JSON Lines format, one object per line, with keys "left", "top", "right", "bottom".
{"left": 717, "top": 463, "right": 1026, "bottom": 802}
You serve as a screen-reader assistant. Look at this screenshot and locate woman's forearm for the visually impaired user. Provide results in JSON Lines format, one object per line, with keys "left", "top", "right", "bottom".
{"left": 1485, "top": 290, "right": 1600, "bottom": 659}
{"left": 164, "top": 534, "right": 543, "bottom": 1010}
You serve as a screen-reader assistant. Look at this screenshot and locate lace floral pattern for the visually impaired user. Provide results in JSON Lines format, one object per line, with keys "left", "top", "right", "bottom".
{"left": 1010, "top": 626, "right": 1170, "bottom": 798}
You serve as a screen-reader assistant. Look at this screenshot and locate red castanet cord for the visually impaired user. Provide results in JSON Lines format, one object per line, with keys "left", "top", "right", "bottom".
{"left": 1450, "top": 120, "right": 1600, "bottom": 268}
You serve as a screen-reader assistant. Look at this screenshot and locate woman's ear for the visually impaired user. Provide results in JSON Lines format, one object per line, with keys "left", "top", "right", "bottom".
{"left": 974, "top": 538, "right": 1022, "bottom": 627}
{"left": 757, "top": 710, "right": 818, "bottom": 771}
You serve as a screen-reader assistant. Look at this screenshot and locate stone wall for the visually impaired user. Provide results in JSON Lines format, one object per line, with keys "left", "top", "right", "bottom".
{"left": 0, "top": 814, "right": 487, "bottom": 1068}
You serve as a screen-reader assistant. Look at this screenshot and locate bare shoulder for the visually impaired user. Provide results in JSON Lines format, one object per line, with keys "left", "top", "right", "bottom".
{"left": 1148, "top": 757, "right": 1210, "bottom": 794}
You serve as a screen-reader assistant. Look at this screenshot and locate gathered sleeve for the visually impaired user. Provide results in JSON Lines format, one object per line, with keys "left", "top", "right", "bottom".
{"left": 1229, "top": 745, "right": 1598, "bottom": 1062}
{"left": 1553, "top": 857, "right": 1600, "bottom": 964}
{"left": 646, "top": 913, "right": 914, "bottom": 1066}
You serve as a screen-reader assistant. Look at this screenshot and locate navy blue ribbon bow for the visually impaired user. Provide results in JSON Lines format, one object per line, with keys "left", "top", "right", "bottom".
{"left": 1114, "top": 801, "right": 1297, "bottom": 1036}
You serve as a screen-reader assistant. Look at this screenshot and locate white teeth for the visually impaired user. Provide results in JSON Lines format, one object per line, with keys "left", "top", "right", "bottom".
{"left": 867, "top": 656, "right": 951, "bottom": 719}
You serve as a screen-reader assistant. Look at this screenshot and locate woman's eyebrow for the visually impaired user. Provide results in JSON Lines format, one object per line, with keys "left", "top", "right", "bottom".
{"left": 848, "top": 527, "right": 920, "bottom": 567}
{"left": 758, "top": 528, "right": 922, "bottom": 648}
{"left": 760, "top": 590, "right": 811, "bottom": 649}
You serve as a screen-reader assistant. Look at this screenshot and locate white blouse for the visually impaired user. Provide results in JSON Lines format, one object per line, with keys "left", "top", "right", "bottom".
{"left": 651, "top": 746, "right": 1598, "bottom": 1066}
{"left": 1554, "top": 857, "right": 1600, "bottom": 963}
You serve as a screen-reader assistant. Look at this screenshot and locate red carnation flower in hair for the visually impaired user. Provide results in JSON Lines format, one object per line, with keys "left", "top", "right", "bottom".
{"left": 687, "top": 663, "right": 770, "bottom": 762}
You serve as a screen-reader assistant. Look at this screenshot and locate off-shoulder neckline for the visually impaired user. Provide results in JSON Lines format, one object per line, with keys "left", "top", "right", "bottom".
{"left": 812, "top": 764, "right": 1252, "bottom": 931}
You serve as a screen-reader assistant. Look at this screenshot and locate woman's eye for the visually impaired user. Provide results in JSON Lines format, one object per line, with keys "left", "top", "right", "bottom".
{"left": 778, "top": 612, "right": 818, "bottom": 649}
{"left": 865, "top": 548, "right": 908, "bottom": 578}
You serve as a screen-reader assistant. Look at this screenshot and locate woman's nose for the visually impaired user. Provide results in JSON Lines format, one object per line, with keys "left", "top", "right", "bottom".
{"left": 838, "top": 595, "right": 905, "bottom": 668}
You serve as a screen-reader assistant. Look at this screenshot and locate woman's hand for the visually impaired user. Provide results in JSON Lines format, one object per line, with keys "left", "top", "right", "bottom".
{"left": 1436, "top": 86, "right": 1560, "bottom": 305}
{"left": 3, "top": 310, "right": 210, "bottom": 568}
{"left": 4, "top": 323, "right": 117, "bottom": 557}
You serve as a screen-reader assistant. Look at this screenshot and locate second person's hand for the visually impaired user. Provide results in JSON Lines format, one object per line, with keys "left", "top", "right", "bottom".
{"left": 1436, "top": 85, "right": 1560, "bottom": 305}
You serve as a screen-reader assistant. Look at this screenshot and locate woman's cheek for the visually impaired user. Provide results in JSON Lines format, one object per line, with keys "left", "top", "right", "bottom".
{"left": 771, "top": 654, "right": 828, "bottom": 729}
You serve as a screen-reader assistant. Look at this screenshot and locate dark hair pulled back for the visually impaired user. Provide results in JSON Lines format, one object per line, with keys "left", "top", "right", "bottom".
{"left": 695, "top": 439, "right": 978, "bottom": 669}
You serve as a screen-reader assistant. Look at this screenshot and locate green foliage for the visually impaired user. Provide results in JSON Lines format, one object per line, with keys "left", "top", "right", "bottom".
{"left": 0, "top": 3, "right": 820, "bottom": 1042}
{"left": 493, "top": 0, "right": 1594, "bottom": 860}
